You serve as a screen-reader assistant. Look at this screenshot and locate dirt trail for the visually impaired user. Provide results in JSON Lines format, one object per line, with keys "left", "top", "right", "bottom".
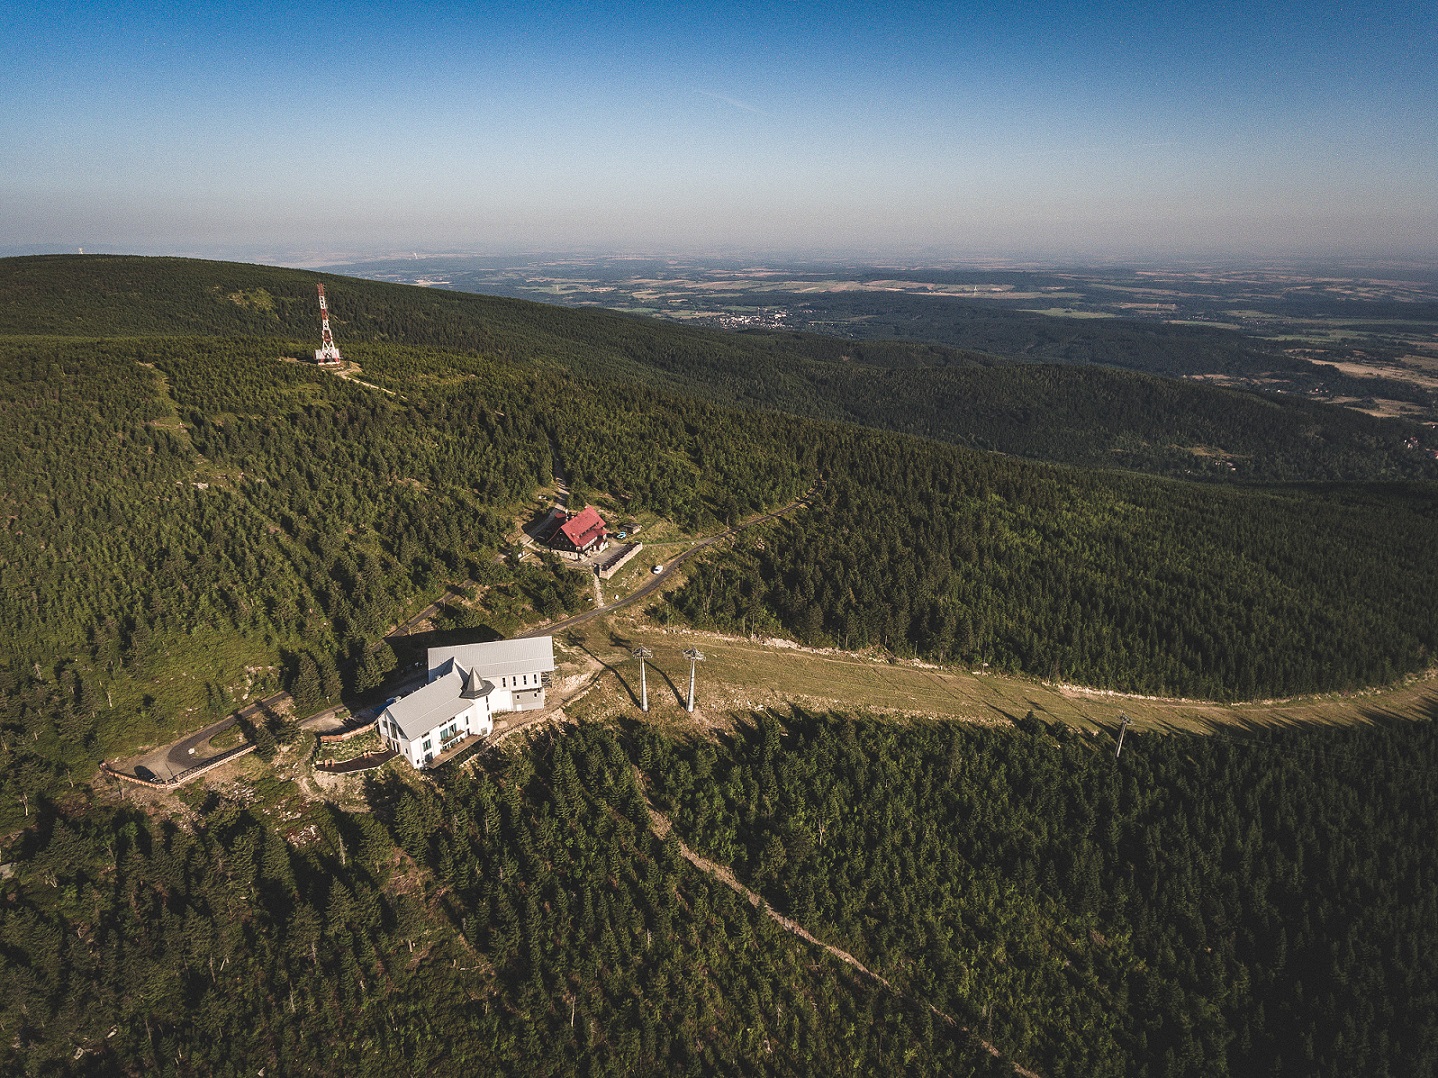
{"left": 518, "top": 492, "right": 811, "bottom": 639}
{"left": 639, "top": 779, "right": 1041, "bottom": 1078}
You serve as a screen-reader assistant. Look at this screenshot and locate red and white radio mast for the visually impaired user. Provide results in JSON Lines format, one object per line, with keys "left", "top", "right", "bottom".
{"left": 314, "top": 283, "right": 343, "bottom": 364}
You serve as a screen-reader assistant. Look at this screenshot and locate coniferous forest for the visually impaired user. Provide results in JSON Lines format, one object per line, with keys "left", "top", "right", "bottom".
{"left": 1, "top": 256, "right": 1437, "bottom": 1074}
{"left": 5, "top": 716, "right": 1437, "bottom": 1075}
{"left": 635, "top": 711, "right": 1438, "bottom": 1077}
{"left": 665, "top": 443, "right": 1438, "bottom": 698}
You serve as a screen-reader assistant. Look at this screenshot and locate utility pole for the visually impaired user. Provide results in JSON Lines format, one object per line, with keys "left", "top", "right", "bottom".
{"left": 682, "top": 648, "right": 706, "bottom": 713}
{"left": 633, "top": 646, "right": 652, "bottom": 712}
{"left": 1115, "top": 713, "right": 1132, "bottom": 758}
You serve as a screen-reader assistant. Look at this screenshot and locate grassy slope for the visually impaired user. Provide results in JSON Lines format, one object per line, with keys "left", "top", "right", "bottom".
{"left": 564, "top": 620, "right": 1438, "bottom": 735}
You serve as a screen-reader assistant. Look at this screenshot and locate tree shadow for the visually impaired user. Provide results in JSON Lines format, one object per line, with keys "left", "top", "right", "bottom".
{"left": 570, "top": 637, "right": 640, "bottom": 708}
{"left": 523, "top": 505, "right": 566, "bottom": 545}
{"left": 651, "top": 659, "right": 687, "bottom": 708}
{"left": 391, "top": 623, "right": 505, "bottom": 660}
{"left": 984, "top": 702, "right": 1021, "bottom": 724}
{"left": 253, "top": 697, "right": 287, "bottom": 732}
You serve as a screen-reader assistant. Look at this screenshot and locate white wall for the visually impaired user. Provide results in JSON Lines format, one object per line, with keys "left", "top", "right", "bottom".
{"left": 382, "top": 697, "right": 492, "bottom": 769}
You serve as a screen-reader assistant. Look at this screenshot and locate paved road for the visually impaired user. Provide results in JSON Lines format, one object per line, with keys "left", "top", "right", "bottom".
{"left": 130, "top": 691, "right": 289, "bottom": 781}
{"left": 118, "top": 492, "right": 807, "bottom": 780}
{"left": 518, "top": 494, "right": 809, "bottom": 640}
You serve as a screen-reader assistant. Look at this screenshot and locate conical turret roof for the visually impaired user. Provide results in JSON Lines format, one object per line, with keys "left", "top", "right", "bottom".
{"left": 461, "top": 666, "right": 490, "bottom": 699}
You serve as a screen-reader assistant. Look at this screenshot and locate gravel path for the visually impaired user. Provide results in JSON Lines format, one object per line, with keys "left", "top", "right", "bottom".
{"left": 639, "top": 777, "right": 1041, "bottom": 1078}
{"left": 519, "top": 493, "right": 810, "bottom": 640}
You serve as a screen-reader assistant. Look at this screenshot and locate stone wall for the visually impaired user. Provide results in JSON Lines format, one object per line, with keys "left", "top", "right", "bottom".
{"left": 597, "top": 541, "right": 644, "bottom": 580}
{"left": 317, "top": 717, "right": 378, "bottom": 743}
{"left": 102, "top": 743, "right": 256, "bottom": 789}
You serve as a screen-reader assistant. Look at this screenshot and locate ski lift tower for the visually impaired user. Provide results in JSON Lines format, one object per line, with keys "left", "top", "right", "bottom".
{"left": 314, "top": 283, "right": 344, "bottom": 365}
{"left": 633, "top": 647, "right": 653, "bottom": 713}
{"left": 682, "top": 648, "right": 705, "bottom": 713}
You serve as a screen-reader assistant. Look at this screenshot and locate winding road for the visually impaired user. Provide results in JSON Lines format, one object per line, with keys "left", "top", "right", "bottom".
{"left": 113, "top": 492, "right": 808, "bottom": 782}
{"left": 129, "top": 693, "right": 285, "bottom": 781}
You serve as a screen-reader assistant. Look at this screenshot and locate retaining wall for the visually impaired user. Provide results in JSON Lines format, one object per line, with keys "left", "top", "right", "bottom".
{"left": 102, "top": 743, "right": 257, "bottom": 789}
{"left": 598, "top": 541, "right": 644, "bottom": 580}
{"left": 315, "top": 748, "right": 397, "bottom": 774}
{"left": 317, "top": 717, "right": 378, "bottom": 743}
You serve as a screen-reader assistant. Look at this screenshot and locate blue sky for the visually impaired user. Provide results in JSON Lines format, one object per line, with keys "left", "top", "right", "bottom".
{"left": 2, "top": 1, "right": 1434, "bottom": 261}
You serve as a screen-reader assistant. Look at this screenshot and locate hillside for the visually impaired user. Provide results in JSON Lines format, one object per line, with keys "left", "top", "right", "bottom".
{"left": 2, "top": 258, "right": 1438, "bottom": 827}
{"left": 3, "top": 255, "right": 1434, "bottom": 484}
{"left": 330, "top": 254, "right": 1438, "bottom": 421}
{"left": 2, "top": 255, "right": 1438, "bottom": 1076}
{"left": 636, "top": 710, "right": 1438, "bottom": 1077}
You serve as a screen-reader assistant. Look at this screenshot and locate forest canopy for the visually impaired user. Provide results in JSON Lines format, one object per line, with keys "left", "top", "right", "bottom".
{"left": 2, "top": 254, "right": 1433, "bottom": 484}
{"left": 0, "top": 254, "right": 1435, "bottom": 819}
{"left": 1, "top": 255, "right": 1436, "bottom": 1076}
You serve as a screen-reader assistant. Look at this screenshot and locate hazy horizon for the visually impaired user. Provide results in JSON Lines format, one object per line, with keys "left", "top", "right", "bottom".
{"left": 4, "top": 2, "right": 1435, "bottom": 263}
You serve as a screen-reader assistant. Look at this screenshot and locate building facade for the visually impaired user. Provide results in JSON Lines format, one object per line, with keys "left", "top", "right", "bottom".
{"left": 550, "top": 506, "right": 609, "bottom": 561}
{"left": 380, "top": 636, "right": 556, "bottom": 768}
{"left": 379, "top": 666, "right": 494, "bottom": 768}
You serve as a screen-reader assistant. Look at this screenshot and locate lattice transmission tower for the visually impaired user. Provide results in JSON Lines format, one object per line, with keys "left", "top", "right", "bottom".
{"left": 314, "top": 283, "right": 344, "bottom": 364}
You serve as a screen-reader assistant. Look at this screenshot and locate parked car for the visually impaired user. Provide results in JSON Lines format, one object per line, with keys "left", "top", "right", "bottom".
{"left": 652, "top": 564, "right": 664, "bottom": 574}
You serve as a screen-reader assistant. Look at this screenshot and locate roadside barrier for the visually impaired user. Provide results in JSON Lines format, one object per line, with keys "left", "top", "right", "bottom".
{"left": 101, "top": 743, "right": 256, "bottom": 789}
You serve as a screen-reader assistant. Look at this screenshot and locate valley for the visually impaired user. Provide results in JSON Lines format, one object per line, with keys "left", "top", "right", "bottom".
{"left": 332, "top": 255, "right": 1438, "bottom": 424}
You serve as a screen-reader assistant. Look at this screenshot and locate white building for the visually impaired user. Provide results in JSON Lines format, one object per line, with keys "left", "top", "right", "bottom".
{"left": 379, "top": 665, "right": 493, "bottom": 768}
{"left": 379, "top": 637, "right": 556, "bottom": 768}
{"left": 426, "top": 637, "right": 555, "bottom": 714}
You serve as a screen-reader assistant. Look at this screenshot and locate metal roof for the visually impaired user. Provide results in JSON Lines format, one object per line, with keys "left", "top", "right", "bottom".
{"left": 428, "top": 636, "right": 556, "bottom": 682}
{"left": 383, "top": 669, "right": 476, "bottom": 741}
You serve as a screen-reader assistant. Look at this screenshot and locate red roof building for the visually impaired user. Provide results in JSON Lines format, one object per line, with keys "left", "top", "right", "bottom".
{"left": 552, "top": 506, "right": 608, "bottom": 556}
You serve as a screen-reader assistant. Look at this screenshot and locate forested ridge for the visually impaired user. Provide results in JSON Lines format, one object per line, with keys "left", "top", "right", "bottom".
{"left": 637, "top": 710, "right": 1438, "bottom": 1076}
{"left": 3, "top": 255, "right": 1433, "bottom": 484}
{"left": 3, "top": 257, "right": 1438, "bottom": 827}
{"left": 2, "top": 257, "right": 1438, "bottom": 1075}
{"left": 0, "top": 333, "right": 803, "bottom": 826}
{"left": 665, "top": 435, "right": 1438, "bottom": 699}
